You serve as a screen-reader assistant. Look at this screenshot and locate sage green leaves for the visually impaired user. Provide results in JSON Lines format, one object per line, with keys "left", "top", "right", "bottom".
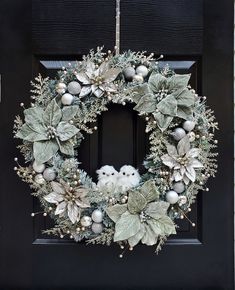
{"left": 106, "top": 180, "right": 176, "bottom": 247}
{"left": 16, "top": 99, "right": 81, "bottom": 163}
{"left": 134, "top": 72, "right": 195, "bottom": 131}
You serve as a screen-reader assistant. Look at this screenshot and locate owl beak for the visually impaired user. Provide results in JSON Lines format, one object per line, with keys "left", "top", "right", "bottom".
{"left": 127, "top": 174, "right": 130, "bottom": 177}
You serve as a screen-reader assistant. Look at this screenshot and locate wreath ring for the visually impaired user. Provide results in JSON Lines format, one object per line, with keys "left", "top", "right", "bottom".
{"left": 14, "top": 48, "right": 218, "bottom": 255}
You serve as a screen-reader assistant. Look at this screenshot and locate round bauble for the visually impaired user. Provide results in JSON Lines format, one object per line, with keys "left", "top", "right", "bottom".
{"left": 80, "top": 216, "right": 92, "bottom": 227}
{"left": 34, "top": 174, "right": 45, "bottom": 185}
{"left": 133, "top": 74, "right": 144, "bottom": 83}
{"left": 171, "top": 128, "right": 186, "bottom": 141}
{"left": 56, "top": 83, "right": 67, "bottom": 95}
{"left": 32, "top": 161, "right": 45, "bottom": 173}
{"left": 166, "top": 190, "right": 179, "bottom": 204}
{"left": 91, "top": 222, "right": 103, "bottom": 234}
{"left": 187, "top": 131, "right": 196, "bottom": 142}
{"left": 178, "top": 195, "right": 187, "bottom": 205}
{"left": 67, "top": 81, "right": 81, "bottom": 95}
{"left": 183, "top": 120, "right": 195, "bottom": 132}
{"left": 61, "top": 93, "right": 74, "bottom": 105}
{"left": 172, "top": 182, "right": 185, "bottom": 194}
{"left": 136, "top": 65, "right": 148, "bottom": 77}
{"left": 91, "top": 209, "right": 103, "bottom": 223}
{"left": 123, "top": 67, "right": 135, "bottom": 81}
{"left": 43, "top": 168, "right": 56, "bottom": 181}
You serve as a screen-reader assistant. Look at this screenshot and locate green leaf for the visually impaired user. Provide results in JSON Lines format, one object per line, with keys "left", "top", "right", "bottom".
{"left": 141, "top": 223, "right": 157, "bottom": 246}
{"left": 148, "top": 73, "right": 166, "bottom": 93}
{"left": 57, "top": 121, "right": 79, "bottom": 141}
{"left": 145, "top": 201, "right": 170, "bottom": 220}
{"left": 33, "top": 140, "right": 59, "bottom": 163}
{"left": 177, "top": 105, "right": 193, "bottom": 120}
{"left": 157, "top": 215, "right": 176, "bottom": 236}
{"left": 114, "top": 211, "right": 140, "bottom": 242}
{"left": 62, "top": 106, "right": 79, "bottom": 121}
{"left": 157, "top": 95, "right": 177, "bottom": 116}
{"left": 43, "top": 99, "right": 62, "bottom": 127}
{"left": 175, "top": 88, "right": 195, "bottom": 107}
{"left": 59, "top": 140, "right": 74, "bottom": 156}
{"left": 16, "top": 123, "right": 47, "bottom": 142}
{"left": 153, "top": 111, "right": 173, "bottom": 131}
{"left": 24, "top": 107, "right": 44, "bottom": 124}
{"left": 106, "top": 204, "right": 128, "bottom": 222}
{"left": 131, "top": 83, "right": 151, "bottom": 103}
{"left": 177, "top": 136, "right": 190, "bottom": 156}
{"left": 167, "top": 74, "right": 191, "bottom": 93}
{"left": 140, "top": 180, "right": 160, "bottom": 202}
{"left": 127, "top": 190, "right": 147, "bottom": 214}
{"left": 128, "top": 223, "right": 145, "bottom": 247}
{"left": 134, "top": 93, "right": 156, "bottom": 113}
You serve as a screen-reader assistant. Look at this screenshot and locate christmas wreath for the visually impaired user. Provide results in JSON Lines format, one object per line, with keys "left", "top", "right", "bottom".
{"left": 14, "top": 48, "right": 218, "bottom": 256}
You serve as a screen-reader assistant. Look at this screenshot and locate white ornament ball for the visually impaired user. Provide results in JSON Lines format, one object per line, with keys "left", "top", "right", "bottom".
{"left": 187, "top": 131, "right": 196, "bottom": 142}
{"left": 133, "top": 74, "right": 144, "bottom": 83}
{"left": 32, "top": 161, "right": 45, "bottom": 173}
{"left": 183, "top": 120, "right": 195, "bottom": 132}
{"left": 56, "top": 83, "right": 67, "bottom": 95}
{"left": 172, "top": 128, "right": 186, "bottom": 141}
{"left": 166, "top": 190, "right": 179, "bottom": 204}
{"left": 136, "top": 65, "right": 148, "bottom": 77}
{"left": 34, "top": 174, "right": 45, "bottom": 185}
{"left": 172, "top": 182, "right": 185, "bottom": 193}
{"left": 91, "top": 222, "right": 103, "bottom": 234}
{"left": 80, "top": 216, "right": 92, "bottom": 227}
{"left": 43, "top": 168, "right": 56, "bottom": 181}
{"left": 61, "top": 93, "right": 74, "bottom": 105}
{"left": 67, "top": 81, "right": 81, "bottom": 95}
{"left": 123, "top": 67, "right": 135, "bottom": 81}
{"left": 91, "top": 209, "right": 103, "bottom": 223}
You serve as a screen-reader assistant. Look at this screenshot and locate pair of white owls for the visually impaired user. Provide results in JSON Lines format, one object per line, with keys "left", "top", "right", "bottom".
{"left": 96, "top": 165, "right": 140, "bottom": 193}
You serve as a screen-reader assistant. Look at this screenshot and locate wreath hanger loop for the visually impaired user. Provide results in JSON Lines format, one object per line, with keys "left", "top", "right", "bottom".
{"left": 115, "top": 0, "right": 121, "bottom": 55}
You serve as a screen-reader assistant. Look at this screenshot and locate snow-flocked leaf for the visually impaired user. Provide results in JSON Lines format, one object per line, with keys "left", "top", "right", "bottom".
{"left": 140, "top": 180, "right": 160, "bottom": 202}
{"left": 145, "top": 201, "right": 170, "bottom": 220}
{"left": 62, "top": 106, "right": 79, "bottom": 121}
{"left": 16, "top": 123, "right": 47, "bottom": 142}
{"left": 134, "top": 93, "right": 156, "bottom": 113}
{"left": 157, "top": 95, "right": 177, "bottom": 116}
{"left": 127, "top": 190, "right": 147, "bottom": 214}
{"left": 106, "top": 204, "right": 127, "bottom": 223}
{"left": 59, "top": 140, "right": 74, "bottom": 156}
{"left": 33, "top": 140, "right": 59, "bottom": 163}
{"left": 152, "top": 111, "right": 173, "bottom": 131}
{"left": 57, "top": 121, "right": 79, "bottom": 141}
{"left": 128, "top": 223, "right": 145, "bottom": 247}
{"left": 148, "top": 73, "right": 166, "bottom": 93}
{"left": 43, "top": 99, "right": 62, "bottom": 127}
{"left": 177, "top": 136, "right": 190, "bottom": 156}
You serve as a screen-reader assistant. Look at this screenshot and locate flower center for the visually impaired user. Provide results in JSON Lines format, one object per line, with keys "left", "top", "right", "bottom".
{"left": 177, "top": 156, "right": 188, "bottom": 166}
{"left": 139, "top": 211, "right": 149, "bottom": 223}
{"left": 92, "top": 76, "right": 104, "bottom": 86}
{"left": 47, "top": 125, "right": 58, "bottom": 139}
{"left": 155, "top": 89, "right": 168, "bottom": 102}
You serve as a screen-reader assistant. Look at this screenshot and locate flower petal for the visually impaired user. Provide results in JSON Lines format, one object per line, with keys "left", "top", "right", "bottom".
{"left": 188, "top": 158, "right": 204, "bottom": 168}
{"left": 177, "top": 136, "right": 190, "bottom": 156}
{"left": 51, "top": 181, "right": 66, "bottom": 195}
{"left": 79, "top": 86, "right": 92, "bottom": 98}
{"left": 186, "top": 148, "right": 200, "bottom": 158}
{"left": 44, "top": 192, "right": 63, "bottom": 203}
{"left": 161, "top": 154, "right": 177, "bottom": 169}
{"left": 75, "top": 72, "right": 91, "bottom": 84}
{"left": 55, "top": 201, "right": 67, "bottom": 215}
{"left": 67, "top": 202, "right": 79, "bottom": 224}
{"left": 185, "top": 166, "right": 196, "bottom": 182}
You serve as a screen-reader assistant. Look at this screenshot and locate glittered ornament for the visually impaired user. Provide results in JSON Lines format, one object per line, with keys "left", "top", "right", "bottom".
{"left": 91, "top": 209, "right": 103, "bottom": 223}
{"left": 61, "top": 93, "right": 74, "bottom": 105}
{"left": 32, "top": 161, "right": 45, "bottom": 173}
{"left": 166, "top": 190, "right": 179, "bottom": 204}
{"left": 178, "top": 195, "right": 187, "bottom": 205}
{"left": 123, "top": 67, "right": 135, "bottom": 81}
{"left": 133, "top": 74, "right": 144, "bottom": 83}
{"left": 183, "top": 120, "right": 195, "bottom": 132}
{"left": 187, "top": 131, "right": 196, "bottom": 142}
{"left": 171, "top": 128, "right": 186, "bottom": 141}
{"left": 91, "top": 222, "right": 103, "bottom": 234}
{"left": 43, "top": 168, "right": 56, "bottom": 181}
{"left": 56, "top": 82, "right": 67, "bottom": 95}
{"left": 80, "top": 216, "right": 92, "bottom": 227}
{"left": 67, "top": 81, "right": 81, "bottom": 95}
{"left": 136, "top": 65, "right": 148, "bottom": 77}
{"left": 34, "top": 174, "right": 45, "bottom": 185}
{"left": 172, "top": 182, "right": 185, "bottom": 193}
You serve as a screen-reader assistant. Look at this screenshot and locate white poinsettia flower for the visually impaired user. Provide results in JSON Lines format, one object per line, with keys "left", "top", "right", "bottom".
{"left": 161, "top": 136, "right": 203, "bottom": 184}
{"left": 44, "top": 181, "right": 90, "bottom": 224}
{"left": 75, "top": 60, "right": 121, "bottom": 98}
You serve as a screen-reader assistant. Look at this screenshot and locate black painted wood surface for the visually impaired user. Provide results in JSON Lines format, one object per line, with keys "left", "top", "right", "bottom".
{"left": 0, "top": 0, "right": 233, "bottom": 289}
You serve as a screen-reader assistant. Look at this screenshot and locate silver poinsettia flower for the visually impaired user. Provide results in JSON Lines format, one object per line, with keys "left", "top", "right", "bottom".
{"left": 44, "top": 181, "right": 90, "bottom": 224}
{"left": 161, "top": 136, "right": 203, "bottom": 184}
{"left": 75, "top": 60, "right": 121, "bottom": 98}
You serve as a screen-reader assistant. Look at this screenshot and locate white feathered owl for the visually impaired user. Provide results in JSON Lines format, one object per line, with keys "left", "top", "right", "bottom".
{"left": 96, "top": 165, "right": 118, "bottom": 192}
{"left": 116, "top": 165, "right": 140, "bottom": 193}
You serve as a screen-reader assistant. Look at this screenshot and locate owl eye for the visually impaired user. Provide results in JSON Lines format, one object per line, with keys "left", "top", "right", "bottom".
{"left": 102, "top": 172, "right": 105, "bottom": 175}
{"left": 132, "top": 173, "right": 135, "bottom": 176}
{"left": 111, "top": 173, "right": 114, "bottom": 175}
{"left": 123, "top": 172, "right": 125, "bottom": 175}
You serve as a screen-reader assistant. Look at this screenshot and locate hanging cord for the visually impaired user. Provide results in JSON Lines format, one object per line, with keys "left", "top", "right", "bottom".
{"left": 115, "top": 0, "right": 120, "bottom": 55}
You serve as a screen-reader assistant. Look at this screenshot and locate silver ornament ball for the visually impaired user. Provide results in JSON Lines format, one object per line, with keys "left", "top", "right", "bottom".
{"left": 61, "top": 93, "right": 74, "bottom": 105}
{"left": 172, "top": 182, "right": 185, "bottom": 194}
{"left": 34, "top": 174, "right": 45, "bottom": 185}
{"left": 67, "top": 81, "right": 81, "bottom": 95}
{"left": 166, "top": 190, "right": 179, "bottom": 204}
{"left": 172, "top": 128, "right": 186, "bottom": 141}
{"left": 43, "top": 168, "right": 56, "bottom": 181}
{"left": 133, "top": 74, "right": 144, "bottom": 83}
{"left": 80, "top": 216, "right": 92, "bottom": 227}
{"left": 91, "top": 209, "right": 103, "bottom": 223}
{"left": 183, "top": 120, "right": 195, "bottom": 132}
{"left": 91, "top": 222, "right": 103, "bottom": 234}
{"left": 135, "top": 65, "right": 148, "bottom": 77}
{"left": 32, "top": 161, "right": 45, "bottom": 173}
{"left": 123, "top": 67, "right": 136, "bottom": 81}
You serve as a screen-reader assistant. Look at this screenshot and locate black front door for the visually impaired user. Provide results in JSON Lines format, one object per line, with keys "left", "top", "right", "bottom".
{"left": 0, "top": 1, "right": 233, "bottom": 289}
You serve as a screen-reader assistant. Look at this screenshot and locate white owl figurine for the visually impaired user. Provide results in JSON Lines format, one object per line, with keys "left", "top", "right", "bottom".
{"left": 96, "top": 165, "right": 118, "bottom": 192}
{"left": 116, "top": 165, "right": 140, "bottom": 193}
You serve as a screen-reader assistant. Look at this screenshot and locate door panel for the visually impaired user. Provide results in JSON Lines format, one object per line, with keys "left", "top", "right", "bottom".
{"left": 0, "top": 0, "right": 233, "bottom": 289}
